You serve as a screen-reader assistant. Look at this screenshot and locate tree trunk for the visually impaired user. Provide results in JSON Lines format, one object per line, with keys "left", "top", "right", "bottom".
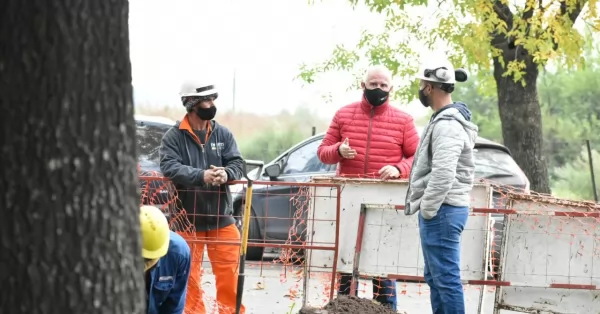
{"left": 493, "top": 49, "right": 551, "bottom": 194}
{"left": 0, "top": 1, "right": 144, "bottom": 314}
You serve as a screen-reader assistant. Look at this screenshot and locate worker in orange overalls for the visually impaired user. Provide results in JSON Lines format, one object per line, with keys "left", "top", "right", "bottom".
{"left": 159, "top": 82, "right": 245, "bottom": 314}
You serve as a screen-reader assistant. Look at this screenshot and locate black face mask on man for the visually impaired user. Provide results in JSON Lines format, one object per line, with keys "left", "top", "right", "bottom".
{"left": 195, "top": 106, "right": 217, "bottom": 120}
{"left": 418, "top": 86, "right": 431, "bottom": 108}
{"left": 364, "top": 88, "right": 389, "bottom": 107}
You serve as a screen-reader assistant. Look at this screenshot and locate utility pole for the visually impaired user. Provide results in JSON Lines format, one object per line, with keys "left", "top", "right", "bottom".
{"left": 586, "top": 140, "right": 598, "bottom": 202}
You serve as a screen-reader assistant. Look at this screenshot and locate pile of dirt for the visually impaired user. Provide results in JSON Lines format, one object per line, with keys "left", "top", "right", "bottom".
{"left": 298, "top": 296, "right": 398, "bottom": 314}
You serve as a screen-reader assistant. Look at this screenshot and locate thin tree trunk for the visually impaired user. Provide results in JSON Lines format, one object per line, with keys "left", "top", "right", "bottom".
{"left": 0, "top": 1, "right": 144, "bottom": 313}
{"left": 493, "top": 51, "right": 551, "bottom": 193}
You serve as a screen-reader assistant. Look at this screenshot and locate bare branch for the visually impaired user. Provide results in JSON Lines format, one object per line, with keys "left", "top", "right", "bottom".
{"left": 493, "top": 1, "right": 514, "bottom": 28}
{"left": 491, "top": 31, "right": 508, "bottom": 49}
{"left": 490, "top": 1, "right": 515, "bottom": 51}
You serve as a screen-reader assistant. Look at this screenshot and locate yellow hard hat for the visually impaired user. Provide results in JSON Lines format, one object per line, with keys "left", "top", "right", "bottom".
{"left": 140, "top": 205, "right": 170, "bottom": 259}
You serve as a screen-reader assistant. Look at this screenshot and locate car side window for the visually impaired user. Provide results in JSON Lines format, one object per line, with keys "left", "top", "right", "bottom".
{"left": 473, "top": 148, "right": 522, "bottom": 179}
{"left": 136, "top": 123, "right": 166, "bottom": 166}
{"left": 282, "top": 140, "right": 329, "bottom": 175}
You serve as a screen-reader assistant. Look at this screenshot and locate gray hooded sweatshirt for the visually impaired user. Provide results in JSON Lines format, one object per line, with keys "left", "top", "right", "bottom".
{"left": 405, "top": 102, "right": 479, "bottom": 219}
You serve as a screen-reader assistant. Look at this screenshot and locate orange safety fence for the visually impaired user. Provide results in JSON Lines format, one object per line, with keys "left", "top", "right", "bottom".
{"left": 304, "top": 175, "right": 495, "bottom": 312}
{"left": 479, "top": 179, "right": 600, "bottom": 280}
{"left": 139, "top": 172, "right": 341, "bottom": 314}
{"left": 477, "top": 180, "right": 600, "bottom": 313}
{"left": 140, "top": 170, "right": 600, "bottom": 313}
{"left": 302, "top": 175, "right": 600, "bottom": 313}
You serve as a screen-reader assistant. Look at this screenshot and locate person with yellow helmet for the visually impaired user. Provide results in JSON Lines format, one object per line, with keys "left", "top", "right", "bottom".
{"left": 141, "top": 205, "right": 191, "bottom": 314}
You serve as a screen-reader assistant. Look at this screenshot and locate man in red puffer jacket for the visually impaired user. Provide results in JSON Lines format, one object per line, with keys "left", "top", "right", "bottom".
{"left": 317, "top": 65, "right": 420, "bottom": 310}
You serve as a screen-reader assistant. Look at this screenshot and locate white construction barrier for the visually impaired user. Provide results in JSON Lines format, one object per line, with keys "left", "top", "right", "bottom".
{"left": 304, "top": 177, "right": 493, "bottom": 312}
{"left": 494, "top": 195, "right": 600, "bottom": 313}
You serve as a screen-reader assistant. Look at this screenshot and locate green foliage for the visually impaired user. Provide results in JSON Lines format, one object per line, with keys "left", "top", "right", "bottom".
{"left": 453, "top": 52, "right": 600, "bottom": 198}
{"left": 452, "top": 79, "right": 502, "bottom": 142}
{"left": 299, "top": 0, "right": 594, "bottom": 101}
{"left": 238, "top": 106, "right": 327, "bottom": 162}
{"left": 455, "top": 64, "right": 600, "bottom": 165}
{"left": 552, "top": 147, "right": 600, "bottom": 201}
{"left": 300, "top": 0, "right": 596, "bottom": 193}
{"left": 240, "top": 126, "right": 307, "bottom": 162}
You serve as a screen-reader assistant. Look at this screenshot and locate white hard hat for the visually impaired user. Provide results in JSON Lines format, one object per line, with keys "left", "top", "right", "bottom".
{"left": 179, "top": 81, "right": 219, "bottom": 98}
{"left": 414, "top": 59, "right": 468, "bottom": 84}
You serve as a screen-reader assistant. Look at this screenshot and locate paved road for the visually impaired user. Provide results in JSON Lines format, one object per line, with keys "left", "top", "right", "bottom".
{"left": 196, "top": 257, "right": 498, "bottom": 314}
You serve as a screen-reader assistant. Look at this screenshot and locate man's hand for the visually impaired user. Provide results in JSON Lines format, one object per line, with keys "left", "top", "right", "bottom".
{"left": 379, "top": 165, "right": 400, "bottom": 180}
{"left": 338, "top": 138, "right": 357, "bottom": 159}
{"left": 203, "top": 166, "right": 228, "bottom": 185}
{"left": 210, "top": 165, "right": 228, "bottom": 185}
{"left": 203, "top": 168, "right": 219, "bottom": 184}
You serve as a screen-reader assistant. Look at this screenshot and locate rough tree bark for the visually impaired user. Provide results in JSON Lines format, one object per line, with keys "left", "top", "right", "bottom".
{"left": 492, "top": 47, "right": 551, "bottom": 194}
{"left": 489, "top": 1, "right": 586, "bottom": 194}
{"left": 0, "top": 1, "right": 144, "bottom": 314}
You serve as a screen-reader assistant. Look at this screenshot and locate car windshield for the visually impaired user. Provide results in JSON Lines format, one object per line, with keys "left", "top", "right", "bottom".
{"left": 136, "top": 124, "right": 167, "bottom": 167}
{"left": 474, "top": 148, "right": 521, "bottom": 179}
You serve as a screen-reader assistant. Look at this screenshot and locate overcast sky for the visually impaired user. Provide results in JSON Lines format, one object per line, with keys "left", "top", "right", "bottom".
{"left": 128, "top": 0, "right": 441, "bottom": 119}
{"left": 128, "top": 0, "right": 590, "bottom": 121}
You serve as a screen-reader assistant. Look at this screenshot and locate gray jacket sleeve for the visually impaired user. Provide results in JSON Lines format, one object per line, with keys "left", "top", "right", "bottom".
{"left": 420, "top": 119, "right": 465, "bottom": 217}
{"left": 159, "top": 128, "right": 205, "bottom": 187}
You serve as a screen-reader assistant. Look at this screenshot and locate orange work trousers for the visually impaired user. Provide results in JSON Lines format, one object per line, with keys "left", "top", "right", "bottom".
{"left": 184, "top": 224, "right": 245, "bottom": 314}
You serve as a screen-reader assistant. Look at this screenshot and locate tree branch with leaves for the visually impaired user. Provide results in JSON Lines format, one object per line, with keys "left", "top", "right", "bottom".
{"left": 299, "top": 0, "right": 596, "bottom": 193}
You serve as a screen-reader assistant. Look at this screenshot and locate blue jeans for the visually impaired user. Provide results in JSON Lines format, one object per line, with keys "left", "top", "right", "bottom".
{"left": 419, "top": 204, "right": 468, "bottom": 314}
{"left": 338, "top": 274, "right": 397, "bottom": 309}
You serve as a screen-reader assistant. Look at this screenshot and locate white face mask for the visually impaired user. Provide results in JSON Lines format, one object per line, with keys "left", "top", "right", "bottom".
{"left": 144, "top": 258, "right": 159, "bottom": 272}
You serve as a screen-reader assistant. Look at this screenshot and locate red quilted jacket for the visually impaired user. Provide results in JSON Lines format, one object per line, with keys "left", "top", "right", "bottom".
{"left": 317, "top": 97, "right": 419, "bottom": 178}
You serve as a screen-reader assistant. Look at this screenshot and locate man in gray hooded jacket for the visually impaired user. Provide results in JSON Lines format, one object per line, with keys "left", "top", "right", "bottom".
{"left": 405, "top": 59, "right": 478, "bottom": 314}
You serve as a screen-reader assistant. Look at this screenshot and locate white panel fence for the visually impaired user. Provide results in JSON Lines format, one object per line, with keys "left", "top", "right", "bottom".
{"left": 302, "top": 177, "right": 600, "bottom": 313}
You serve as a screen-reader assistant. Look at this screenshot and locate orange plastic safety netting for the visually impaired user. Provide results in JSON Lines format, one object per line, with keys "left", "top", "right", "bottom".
{"left": 141, "top": 172, "right": 244, "bottom": 314}
{"left": 478, "top": 180, "right": 600, "bottom": 312}
{"left": 139, "top": 172, "right": 341, "bottom": 313}
{"left": 140, "top": 172, "right": 209, "bottom": 313}
{"left": 480, "top": 179, "right": 600, "bottom": 278}
{"left": 298, "top": 175, "right": 600, "bottom": 313}
{"left": 227, "top": 180, "right": 340, "bottom": 311}
{"left": 138, "top": 170, "right": 600, "bottom": 312}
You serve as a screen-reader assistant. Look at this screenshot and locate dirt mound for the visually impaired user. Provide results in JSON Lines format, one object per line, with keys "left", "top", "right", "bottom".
{"left": 298, "top": 296, "right": 398, "bottom": 314}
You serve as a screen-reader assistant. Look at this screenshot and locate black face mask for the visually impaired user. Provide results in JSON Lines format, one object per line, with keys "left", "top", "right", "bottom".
{"left": 364, "top": 88, "right": 389, "bottom": 107}
{"left": 195, "top": 106, "right": 217, "bottom": 120}
{"left": 418, "top": 88, "right": 431, "bottom": 107}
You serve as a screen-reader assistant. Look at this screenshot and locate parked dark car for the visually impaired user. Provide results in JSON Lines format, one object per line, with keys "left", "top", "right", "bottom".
{"left": 134, "top": 117, "right": 526, "bottom": 274}
{"left": 136, "top": 115, "right": 176, "bottom": 208}
{"left": 231, "top": 130, "right": 530, "bottom": 267}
